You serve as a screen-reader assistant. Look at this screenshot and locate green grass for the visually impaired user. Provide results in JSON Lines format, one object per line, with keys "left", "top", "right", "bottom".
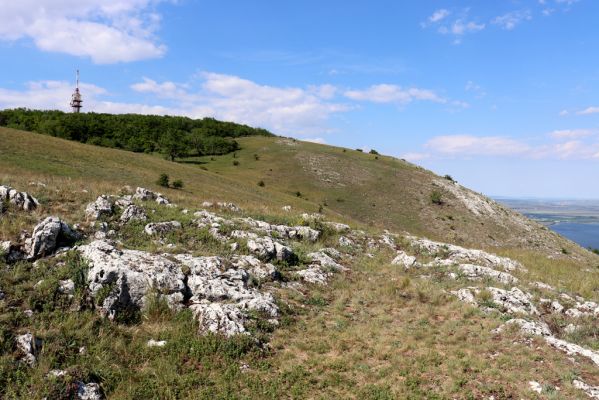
{"left": 1, "top": 127, "right": 599, "bottom": 398}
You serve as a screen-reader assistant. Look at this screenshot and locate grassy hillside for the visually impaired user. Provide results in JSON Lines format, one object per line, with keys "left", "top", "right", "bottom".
{"left": 1, "top": 127, "right": 599, "bottom": 399}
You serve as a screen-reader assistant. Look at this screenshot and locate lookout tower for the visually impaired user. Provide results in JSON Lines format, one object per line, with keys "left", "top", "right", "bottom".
{"left": 70, "top": 70, "right": 82, "bottom": 113}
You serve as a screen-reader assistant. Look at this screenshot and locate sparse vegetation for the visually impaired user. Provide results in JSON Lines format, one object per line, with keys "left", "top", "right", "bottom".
{"left": 430, "top": 190, "right": 443, "bottom": 205}
{"left": 156, "top": 173, "right": 169, "bottom": 188}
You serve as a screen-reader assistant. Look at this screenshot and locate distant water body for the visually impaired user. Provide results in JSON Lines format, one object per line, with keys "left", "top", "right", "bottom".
{"left": 546, "top": 222, "right": 599, "bottom": 250}
{"left": 495, "top": 198, "right": 599, "bottom": 250}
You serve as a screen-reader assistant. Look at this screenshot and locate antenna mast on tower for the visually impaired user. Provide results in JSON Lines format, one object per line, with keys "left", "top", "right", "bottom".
{"left": 70, "top": 69, "right": 83, "bottom": 113}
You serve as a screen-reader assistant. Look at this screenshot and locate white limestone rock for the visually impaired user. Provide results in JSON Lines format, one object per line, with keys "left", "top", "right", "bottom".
{"left": 307, "top": 251, "right": 344, "bottom": 271}
{"left": 120, "top": 205, "right": 147, "bottom": 223}
{"left": 144, "top": 221, "right": 182, "bottom": 236}
{"left": 0, "top": 185, "right": 39, "bottom": 211}
{"left": 456, "top": 264, "right": 518, "bottom": 285}
{"left": 190, "top": 300, "right": 247, "bottom": 336}
{"left": 147, "top": 339, "right": 167, "bottom": 347}
{"left": 409, "top": 236, "right": 523, "bottom": 272}
{"left": 247, "top": 237, "right": 294, "bottom": 262}
{"left": 494, "top": 318, "right": 552, "bottom": 337}
{"left": 85, "top": 195, "right": 113, "bottom": 220}
{"left": 296, "top": 266, "right": 330, "bottom": 285}
{"left": 133, "top": 187, "right": 170, "bottom": 205}
{"left": 77, "top": 382, "right": 103, "bottom": 400}
{"left": 324, "top": 221, "right": 350, "bottom": 232}
{"left": 338, "top": 236, "right": 354, "bottom": 247}
{"left": 26, "top": 217, "right": 81, "bottom": 260}
{"left": 573, "top": 379, "right": 599, "bottom": 399}
{"left": 79, "top": 240, "right": 186, "bottom": 318}
{"left": 391, "top": 251, "right": 417, "bottom": 268}
{"left": 488, "top": 287, "right": 538, "bottom": 315}
{"left": 16, "top": 333, "right": 41, "bottom": 366}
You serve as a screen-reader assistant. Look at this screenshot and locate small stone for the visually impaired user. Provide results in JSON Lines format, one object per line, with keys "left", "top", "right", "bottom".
{"left": 147, "top": 339, "right": 167, "bottom": 347}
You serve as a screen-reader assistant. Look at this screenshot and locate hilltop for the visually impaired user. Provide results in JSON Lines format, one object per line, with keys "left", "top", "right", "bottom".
{"left": 1, "top": 126, "right": 598, "bottom": 399}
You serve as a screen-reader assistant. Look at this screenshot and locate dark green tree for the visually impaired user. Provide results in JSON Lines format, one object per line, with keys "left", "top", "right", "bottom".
{"left": 159, "top": 129, "right": 188, "bottom": 162}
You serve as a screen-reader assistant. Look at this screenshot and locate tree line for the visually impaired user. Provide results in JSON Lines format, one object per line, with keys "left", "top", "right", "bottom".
{"left": 0, "top": 108, "right": 273, "bottom": 159}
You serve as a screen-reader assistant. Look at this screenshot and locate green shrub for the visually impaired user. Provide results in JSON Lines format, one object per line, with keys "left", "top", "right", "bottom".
{"left": 172, "top": 180, "right": 184, "bottom": 189}
{"left": 430, "top": 190, "right": 443, "bottom": 205}
{"left": 356, "top": 148, "right": 363, "bottom": 152}
{"left": 254, "top": 154, "right": 260, "bottom": 161}
{"left": 157, "top": 174, "right": 169, "bottom": 188}
{"left": 369, "top": 149, "right": 379, "bottom": 155}
{"left": 257, "top": 180, "right": 265, "bottom": 187}
{"left": 443, "top": 174, "right": 455, "bottom": 182}
{"left": 233, "top": 160, "right": 240, "bottom": 166}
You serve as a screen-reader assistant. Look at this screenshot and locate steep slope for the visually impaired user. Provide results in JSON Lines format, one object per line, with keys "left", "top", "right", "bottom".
{"left": 1, "top": 127, "right": 593, "bottom": 263}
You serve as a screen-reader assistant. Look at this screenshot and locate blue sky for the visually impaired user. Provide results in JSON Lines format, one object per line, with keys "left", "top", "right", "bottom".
{"left": 1, "top": 0, "right": 599, "bottom": 198}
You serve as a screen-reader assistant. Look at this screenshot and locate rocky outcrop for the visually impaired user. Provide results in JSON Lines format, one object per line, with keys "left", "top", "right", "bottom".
{"left": 391, "top": 251, "right": 417, "bottom": 268}
{"left": 573, "top": 379, "right": 599, "bottom": 399}
{"left": 409, "top": 236, "right": 522, "bottom": 272}
{"left": 16, "top": 332, "right": 41, "bottom": 366}
{"left": 133, "top": 187, "right": 170, "bottom": 205}
{"left": 79, "top": 240, "right": 279, "bottom": 336}
{"left": 1, "top": 240, "right": 25, "bottom": 263}
{"left": 296, "top": 267, "right": 330, "bottom": 285}
{"left": 77, "top": 382, "right": 103, "bottom": 400}
{"left": 144, "top": 221, "right": 182, "bottom": 236}
{"left": 0, "top": 185, "right": 39, "bottom": 211}
{"left": 85, "top": 195, "right": 113, "bottom": 220}
{"left": 240, "top": 217, "right": 320, "bottom": 242}
{"left": 247, "top": 237, "right": 294, "bottom": 262}
{"left": 80, "top": 240, "right": 187, "bottom": 318}
{"left": 456, "top": 264, "right": 518, "bottom": 284}
{"left": 26, "top": 217, "right": 81, "bottom": 260}
{"left": 120, "top": 204, "right": 147, "bottom": 223}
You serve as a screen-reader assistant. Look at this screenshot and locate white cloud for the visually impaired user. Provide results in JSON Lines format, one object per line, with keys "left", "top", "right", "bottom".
{"left": 549, "top": 129, "right": 594, "bottom": 139}
{"left": 429, "top": 9, "right": 450, "bottom": 23}
{"left": 440, "top": 20, "right": 485, "bottom": 36}
{"left": 425, "top": 135, "right": 530, "bottom": 156}
{"left": 492, "top": 10, "right": 532, "bottom": 30}
{"left": 0, "top": 0, "right": 166, "bottom": 63}
{"left": 344, "top": 84, "right": 445, "bottom": 104}
{"left": 577, "top": 106, "right": 599, "bottom": 115}
{"left": 465, "top": 80, "right": 486, "bottom": 98}
{"left": 559, "top": 109, "right": 569, "bottom": 116}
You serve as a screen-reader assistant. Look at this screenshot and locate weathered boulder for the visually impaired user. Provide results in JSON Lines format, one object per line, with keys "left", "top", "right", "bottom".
{"left": 0, "top": 185, "right": 39, "bottom": 211}
{"left": 133, "top": 187, "right": 170, "bottom": 205}
{"left": 120, "top": 205, "right": 147, "bottom": 223}
{"left": 409, "top": 236, "right": 523, "bottom": 272}
{"left": 216, "top": 202, "right": 241, "bottom": 212}
{"left": 58, "top": 279, "right": 75, "bottom": 296}
{"left": 77, "top": 382, "right": 103, "bottom": 400}
{"left": 488, "top": 287, "right": 538, "bottom": 315}
{"left": 494, "top": 318, "right": 552, "bottom": 336}
{"left": 79, "top": 240, "right": 186, "bottom": 318}
{"left": 1, "top": 240, "right": 25, "bottom": 263}
{"left": 324, "top": 221, "right": 350, "bottom": 232}
{"left": 296, "top": 266, "right": 330, "bottom": 285}
{"left": 16, "top": 332, "right": 41, "bottom": 366}
{"left": 456, "top": 264, "right": 518, "bottom": 284}
{"left": 391, "top": 251, "right": 417, "bottom": 268}
{"left": 26, "top": 217, "right": 81, "bottom": 260}
{"left": 247, "top": 237, "right": 294, "bottom": 262}
{"left": 144, "top": 221, "right": 182, "bottom": 236}
{"left": 190, "top": 300, "right": 247, "bottom": 336}
{"left": 147, "top": 339, "right": 167, "bottom": 347}
{"left": 85, "top": 195, "right": 113, "bottom": 220}
{"left": 338, "top": 236, "right": 354, "bottom": 247}
{"left": 241, "top": 217, "right": 320, "bottom": 242}
{"left": 307, "top": 251, "right": 344, "bottom": 270}
{"left": 231, "top": 255, "right": 278, "bottom": 280}
{"left": 573, "top": 379, "right": 599, "bottom": 399}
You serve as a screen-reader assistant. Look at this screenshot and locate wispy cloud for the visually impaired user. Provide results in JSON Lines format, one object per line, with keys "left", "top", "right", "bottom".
{"left": 0, "top": 0, "right": 168, "bottom": 63}
{"left": 425, "top": 135, "right": 530, "bottom": 156}
{"left": 492, "top": 10, "right": 532, "bottom": 30}
{"left": 577, "top": 106, "right": 599, "bottom": 115}
{"left": 418, "top": 129, "right": 599, "bottom": 161}
{"left": 344, "top": 84, "right": 445, "bottom": 104}
{"left": 428, "top": 9, "right": 450, "bottom": 23}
